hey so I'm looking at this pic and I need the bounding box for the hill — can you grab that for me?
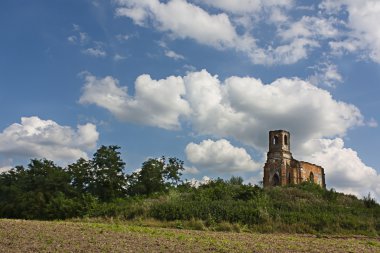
[0,150,379,236]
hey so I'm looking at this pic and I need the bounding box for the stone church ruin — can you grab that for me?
[263,130,326,188]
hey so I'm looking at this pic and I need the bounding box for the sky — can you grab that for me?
[1,0,380,200]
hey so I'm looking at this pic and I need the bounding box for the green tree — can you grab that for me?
[0,159,79,219]
[164,157,185,186]
[127,157,184,196]
[0,166,25,218]
[67,158,92,194]
[90,145,127,201]
[228,176,244,185]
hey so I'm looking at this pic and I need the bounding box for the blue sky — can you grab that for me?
[1,0,380,199]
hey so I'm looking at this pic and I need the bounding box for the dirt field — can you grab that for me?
[0,219,379,253]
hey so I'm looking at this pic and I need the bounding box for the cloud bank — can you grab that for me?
[185,139,260,173]
[80,70,363,150]
[0,117,99,165]
[79,69,380,199]
[114,0,380,65]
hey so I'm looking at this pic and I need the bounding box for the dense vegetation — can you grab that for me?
[0,146,379,235]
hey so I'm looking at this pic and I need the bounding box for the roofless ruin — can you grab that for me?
[263,130,326,188]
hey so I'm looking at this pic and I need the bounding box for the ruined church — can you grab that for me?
[263,130,326,188]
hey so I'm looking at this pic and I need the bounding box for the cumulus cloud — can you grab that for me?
[184,70,363,152]
[80,69,376,199]
[79,72,191,130]
[0,166,12,173]
[187,175,211,188]
[81,69,364,151]
[0,117,99,164]
[185,139,260,173]
[302,138,380,200]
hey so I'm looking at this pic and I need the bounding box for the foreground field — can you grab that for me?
[0,219,379,253]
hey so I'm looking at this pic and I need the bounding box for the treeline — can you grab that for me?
[0,146,184,220]
[0,145,379,235]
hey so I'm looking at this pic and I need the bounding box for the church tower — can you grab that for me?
[267,130,291,160]
[263,130,294,187]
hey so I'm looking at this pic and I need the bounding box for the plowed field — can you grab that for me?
[0,219,379,252]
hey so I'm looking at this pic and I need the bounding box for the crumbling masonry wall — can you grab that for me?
[299,161,326,188]
[263,130,326,189]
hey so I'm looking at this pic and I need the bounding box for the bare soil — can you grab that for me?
[0,219,379,252]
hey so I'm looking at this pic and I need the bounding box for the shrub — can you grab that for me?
[363,193,377,208]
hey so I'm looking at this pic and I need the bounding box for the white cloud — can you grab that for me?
[67,36,77,44]
[187,175,211,188]
[79,32,89,44]
[80,69,377,199]
[250,38,319,65]
[0,117,99,164]
[116,33,131,41]
[81,69,364,151]
[182,70,363,152]
[113,0,316,65]
[114,0,380,65]
[183,64,196,72]
[183,166,199,174]
[114,54,127,61]
[112,0,339,65]
[82,47,107,57]
[165,50,185,60]
[278,16,338,41]
[303,138,380,200]
[115,0,240,49]
[252,16,339,65]
[0,166,12,173]
[114,0,329,65]
[308,62,343,87]
[321,0,380,63]
[200,0,293,15]
[157,40,185,60]
[79,72,191,130]
[185,139,261,173]
[68,25,89,45]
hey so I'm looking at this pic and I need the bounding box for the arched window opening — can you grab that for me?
[273,136,279,145]
[284,135,288,145]
[309,172,314,183]
[273,173,280,186]
[288,172,291,185]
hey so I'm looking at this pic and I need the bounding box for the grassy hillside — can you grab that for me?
[1,158,379,236]
[81,181,380,236]
[2,151,378,236]
[1,219,379,253]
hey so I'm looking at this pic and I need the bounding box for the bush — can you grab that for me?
[363,193,377,208]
